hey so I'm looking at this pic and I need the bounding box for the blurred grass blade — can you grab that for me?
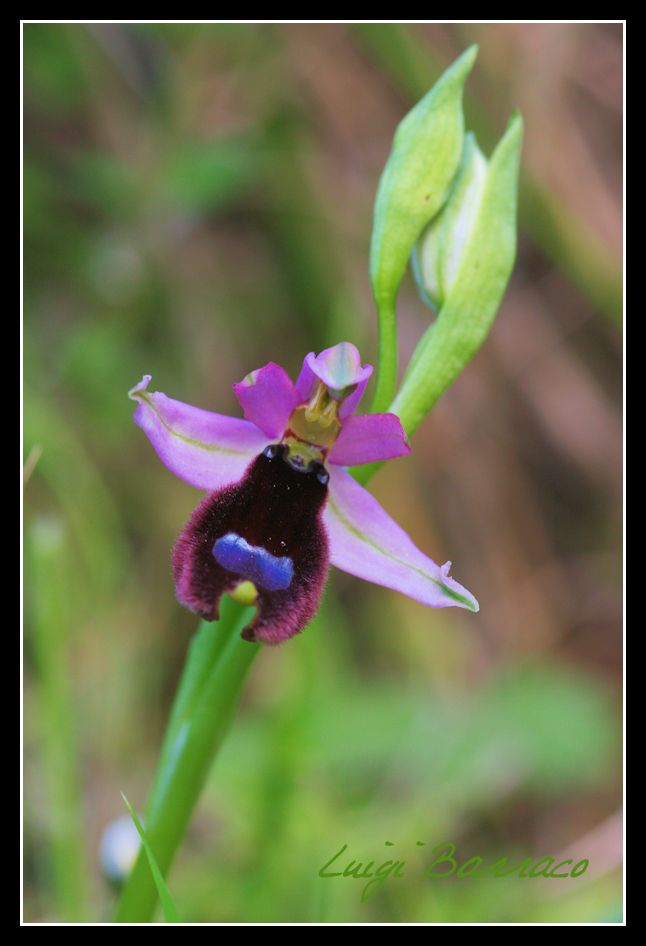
[26,517,90,921]
[121,794,181,923]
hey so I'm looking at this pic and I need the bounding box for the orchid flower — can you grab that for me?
[129,341,478,645]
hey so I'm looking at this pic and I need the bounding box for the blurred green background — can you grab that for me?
[23,23,623,923]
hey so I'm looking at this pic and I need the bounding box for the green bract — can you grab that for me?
[370,44,478,301]
[392,113,524,436]
[411,132,489,311]
[368,45,478,412]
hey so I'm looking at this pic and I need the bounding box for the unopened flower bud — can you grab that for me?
[370,45,478,307]
[411,132,488,311]
[100,814,141,886]
[393,113,523,436]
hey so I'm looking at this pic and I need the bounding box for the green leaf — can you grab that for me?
[121,794,181,923]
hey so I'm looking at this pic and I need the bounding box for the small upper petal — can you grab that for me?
[129,375,268,491]
[295,343,373,418]
[328,413,411,466]
[323,466,479,612]
[232,362,300,438]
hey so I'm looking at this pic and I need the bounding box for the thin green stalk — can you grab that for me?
[354,249,515,487]
[353,317,443,483]
[351,459,383,486]
[369,293,398,414]
[115,596,257,922]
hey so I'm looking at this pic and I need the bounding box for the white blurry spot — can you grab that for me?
[30,515,65,554]
[99,814,141,883]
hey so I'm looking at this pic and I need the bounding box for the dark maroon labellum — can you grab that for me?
[172,445,330,644]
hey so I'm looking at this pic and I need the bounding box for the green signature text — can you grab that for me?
[318,840,589,902]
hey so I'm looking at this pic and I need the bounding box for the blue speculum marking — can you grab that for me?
[212,532,294,592]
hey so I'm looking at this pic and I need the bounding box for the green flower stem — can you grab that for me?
[352,294,486,487]
[369,293,398,414]
[350,459,383,487]
[115,596,257,923]
[392,298,479,435]
[116,457,389,922]
[354,273,513,487]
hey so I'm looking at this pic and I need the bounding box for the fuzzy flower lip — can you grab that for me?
[130,342,478,641]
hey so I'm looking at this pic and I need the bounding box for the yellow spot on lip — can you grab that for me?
[230,580,259,606]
